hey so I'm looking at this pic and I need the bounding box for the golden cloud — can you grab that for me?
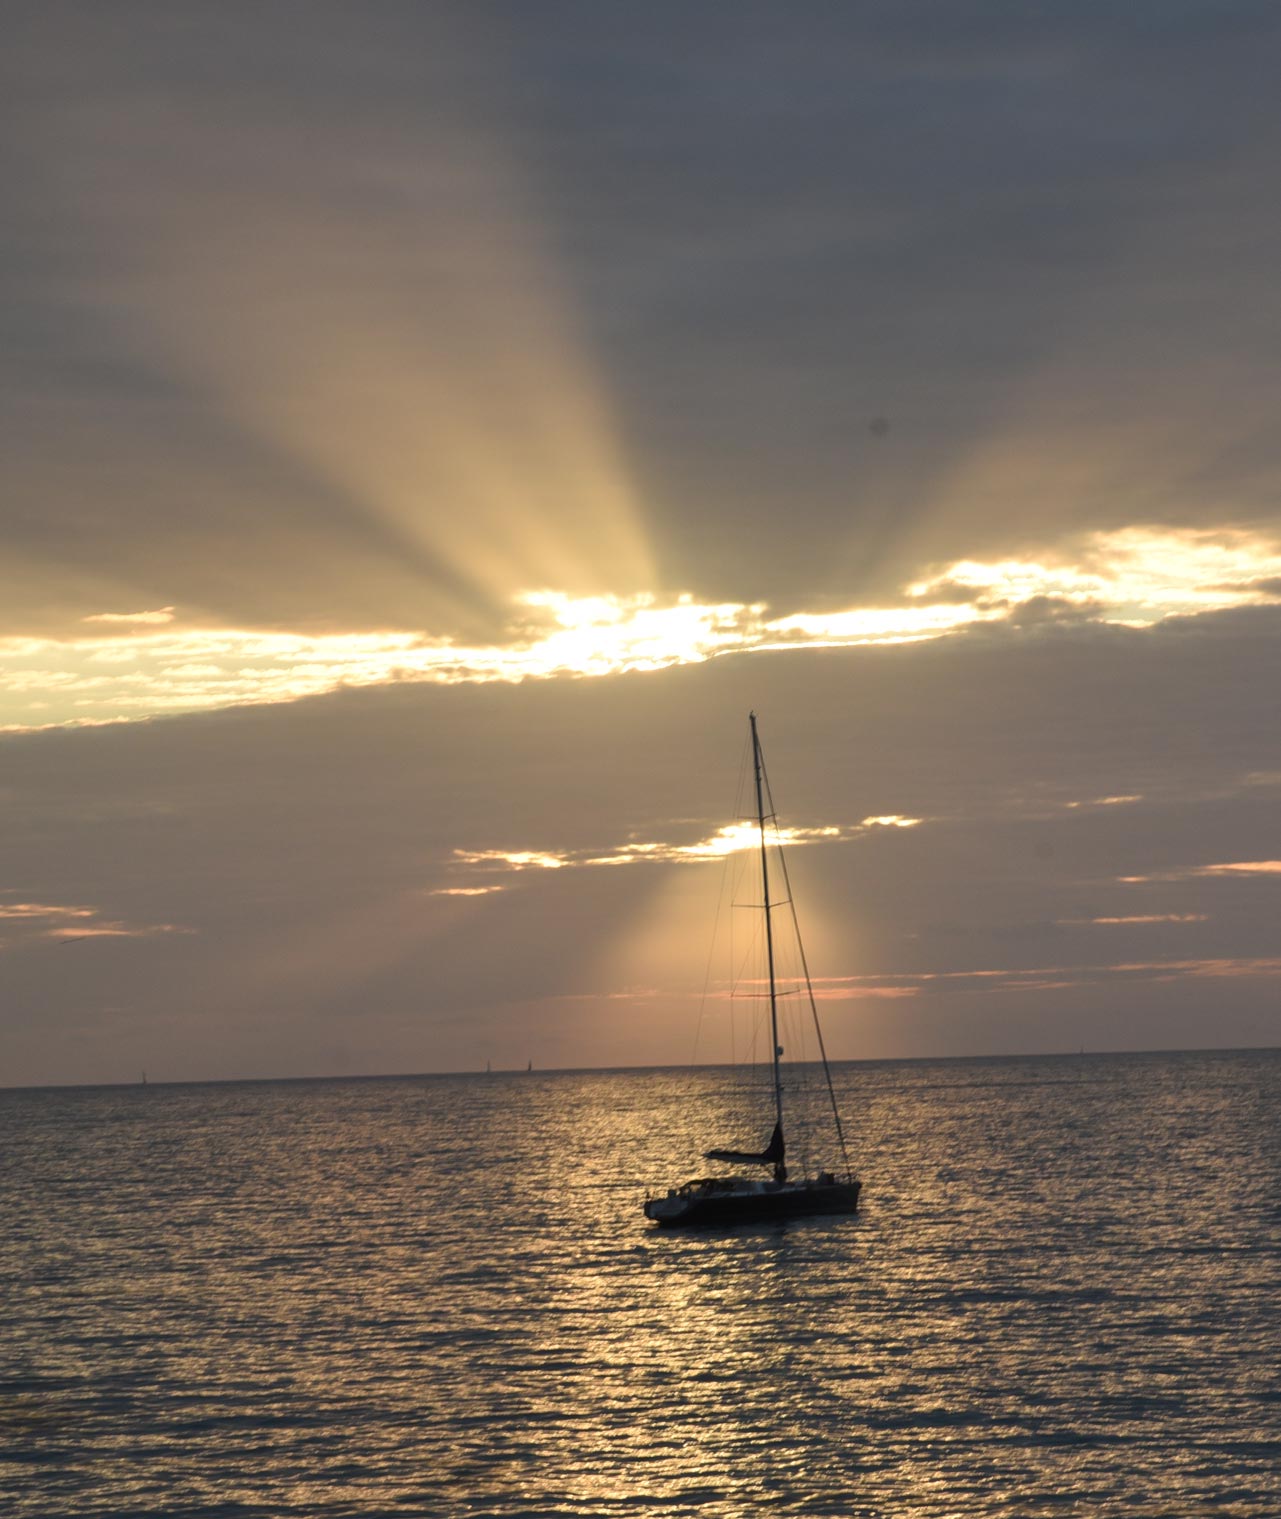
[0,898,191,946]
[448,814,922,881]
[7,526,1281,729]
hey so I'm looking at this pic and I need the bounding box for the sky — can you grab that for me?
[4,2,1281,1085]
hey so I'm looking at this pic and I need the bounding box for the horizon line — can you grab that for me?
[3,1042,1278,1094]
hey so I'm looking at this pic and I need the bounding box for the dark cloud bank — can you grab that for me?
[5,3,1281,630]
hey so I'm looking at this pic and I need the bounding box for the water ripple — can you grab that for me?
[2,1051,1278,1516]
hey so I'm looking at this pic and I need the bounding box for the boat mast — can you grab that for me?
[750,712,785,1155]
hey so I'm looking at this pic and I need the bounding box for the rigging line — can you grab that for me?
[693,726,753,1068]
[726,864,761,1019]
[750,713,784,1143]
[727,835,766,992]
[727,729,752,1069]
[691,840,735,1068]
[759,740,855,1183]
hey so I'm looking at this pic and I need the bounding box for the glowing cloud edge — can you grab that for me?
[6,526,1281,731]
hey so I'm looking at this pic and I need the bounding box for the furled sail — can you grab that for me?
[704,1121,785,1169]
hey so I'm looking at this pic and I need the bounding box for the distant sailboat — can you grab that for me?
[526,1059,533,1073]
[644,713,861,1227]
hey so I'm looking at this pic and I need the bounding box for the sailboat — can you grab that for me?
[644,713,861,1227]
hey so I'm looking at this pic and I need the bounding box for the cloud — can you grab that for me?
[8,4,1281,656]
[1119,860,1281,883]
[0,902,97,922]
[449,814,922,880]
[1194,861,1281,875]
[804,956,1281,999]
[0,898,191,946]
[1057,914,1209,926]
[909,527,1281,626]
[452,850,567,872]
[8,527,1281,730]
[83,608,176,625]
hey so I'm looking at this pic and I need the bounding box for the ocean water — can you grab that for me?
[2,1050,1278,1518]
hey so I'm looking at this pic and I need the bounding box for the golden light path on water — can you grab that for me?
[6,1057,1278,1516]
[4,527,1281,730]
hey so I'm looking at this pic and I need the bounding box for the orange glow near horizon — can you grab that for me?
[580,830,857,1068]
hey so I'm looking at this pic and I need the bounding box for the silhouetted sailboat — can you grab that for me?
[644,713,861,1227]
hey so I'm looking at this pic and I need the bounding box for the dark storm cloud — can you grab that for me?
[497,2,1281,596]
[5,2,1281,632]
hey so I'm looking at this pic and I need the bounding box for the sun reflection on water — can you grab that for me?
[2,1054,1277,1515]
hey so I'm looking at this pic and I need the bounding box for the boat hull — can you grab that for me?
[644,1177,860,1228]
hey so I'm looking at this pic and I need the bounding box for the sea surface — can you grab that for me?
[2,1050,1278,1518]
